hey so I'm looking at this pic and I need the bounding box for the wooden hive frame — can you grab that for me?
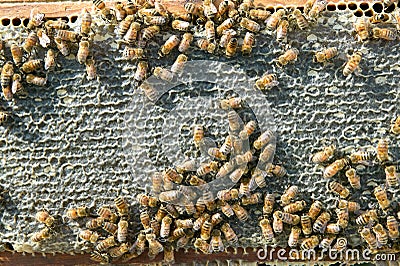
[0,0,394,265]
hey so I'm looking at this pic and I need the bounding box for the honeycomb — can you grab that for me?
[0,0,399,262]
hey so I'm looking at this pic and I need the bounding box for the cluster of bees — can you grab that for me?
[308,136,400,252]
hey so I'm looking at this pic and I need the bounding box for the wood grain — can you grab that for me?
[0,0,371,19]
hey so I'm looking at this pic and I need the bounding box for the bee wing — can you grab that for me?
[30,8,45,26]
[39,33,51,48]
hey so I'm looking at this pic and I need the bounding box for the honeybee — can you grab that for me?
[216,160,235,179]
[374,186,390,211]
[205,21,216,42]
[217,188,239,202]
[390,116,400,134]
[20,59,42,74]
[117,219,128,242]
[144,16,167,26]
[349,150,375,164]
[124,22,141,45]
[356,209,378,225]
[240,18,260,33]
[114,2,127,21]
[200,219,213,240]
[232,203,249,222]
[165,168,184,184]
[369,13,390,24]
[153,66,174,82]
[160,215,172,240]
[323,158,349,178]
[203,0,218,19]
[276,19,289,42]
[238,121,256,140]
[36,210,55,227]
[220,222,238,245]
[134,61,148,82]
[98,206,118,222]
[345,168,361,189]
[86,217,104,229]
[319,235,336,249]
[353,18,370,42]
[373,223,388,247]
[168,54,187,76]
[96,236,117,252]
[225,37,238,57]
[56,30,78,43]
[137,193,158,207]
[11,74,24,95]
[308,201,323,220]
[193,124,204,147]
[128,232,146,256]
[385,165,399,187]
[211,230,224,252]
[242,192,262,206]
[123,47,144,61]
[147,233,164,258]
[255,73,278,91]
[176,230,194,249]
[260,218,274,243]
[80,8,92,36]
[261,193,274,216]
[383,0,397,6]
[90,252,110,263]
[308,0,327,20]
[376,139,390,163]
[272,211,283,233]
[45,19,69,31]
[215,0,231,22]
[177,32,193,53]
[155,207,168,222]
[118,16,134,36]
[85,59,97,81]
[238,0,254,14]
[159,35,180,57]
[31,228,51,242]
[240,32,255,55]
[266,9,285,31]
[194,238,212,254]
[109,243,129,258]
[197,161,218,176]
[395,9,400,31]
[115,197,129,217]
[281,185,298,206]
[347,201,360,213]
[288,226,301,247]
[141,25,160,41]
[343,50,362,76]
[360,227,378,250]
[329,181,349,198]
[249,9,270,21]
[277,48,299,68]
[154,0,169,17]
[79,230,99,243]
[1,62,13,100]
[216,18,235,36]
[92,0,114,22]
[66,206,89,219]
[336,204,349,229]
[27,7,45,30]
[283,200,306,214]
[172,20,191,31]
[0,111,8,124]
[291,9,308,30]
[193,213,210,231]
[103,221,118,234]
[140,210,150,229]
[387,216,399,240]
[254,130,275,150]
[325,223,341,234]
[310,145,335,163]
[219,135,233,155]
[314,47,338,64]
[276,211,300,225]
[54,37,70,56]
[43,49,57,71]
[10,44,22,66]
[219,200,234,218]
[301,215,312,235]
[300,235,319,250]
[207,147,226,161]
[184,3,200,15]
[197,39,216,53]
